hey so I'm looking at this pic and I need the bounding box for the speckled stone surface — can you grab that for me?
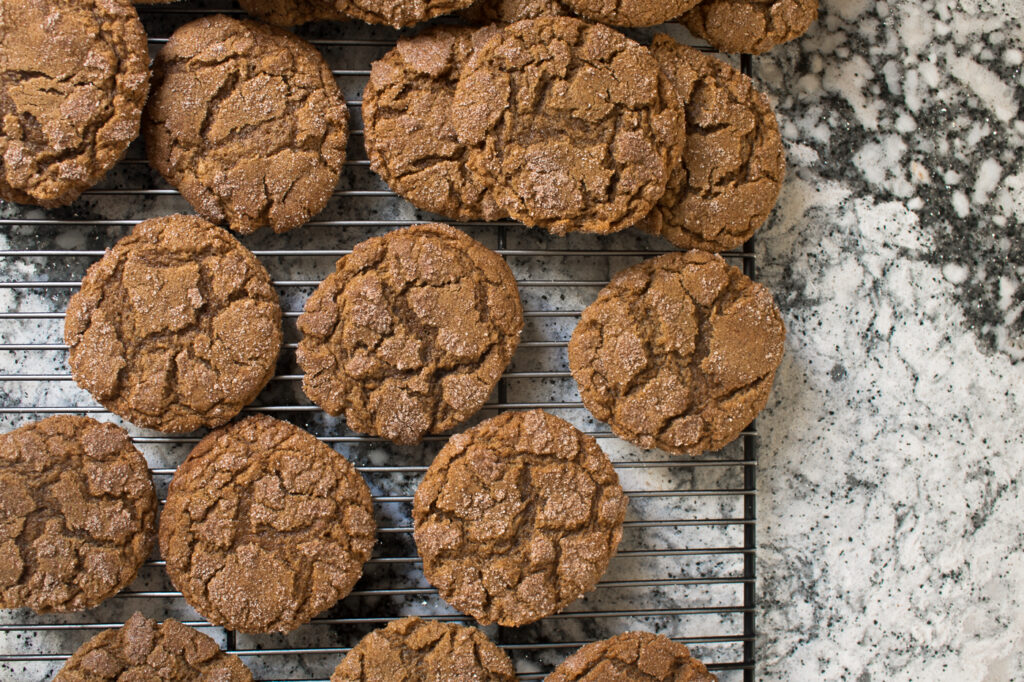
[1,0,1022,680]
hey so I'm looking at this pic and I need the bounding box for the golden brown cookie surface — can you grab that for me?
[65,214,283,433]
[0,0,149,207]
[413,410,627,626]
[237,0,347,25]
[681,0,818,54]
[297,224,523,445]
[341,0,476,28]
[547,631,717,681]
[160,415,377,634]
[562,0,700,27]
[569,251,785,455]
[144,15,349,235]
[0,416,156,613]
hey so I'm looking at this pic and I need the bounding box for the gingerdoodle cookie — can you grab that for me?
[569,251,785,455]
[363,26,506,222]
[561,0,700,28]
[680,0,818,54]
[160,415,377,634]
[237,0,347,24]
[144,15,349,235]
[297,224,523,446]
[547,631,717,682]
[0,416,156,613]
[0,0,148,208]
[452,18,681,235]
[54,612,253,682]
[330,616,515,681]
[461,0,568,24]
[639,34,785,252]
[65,214,283,434]
[341,0,476,28]
[413,410,628,627]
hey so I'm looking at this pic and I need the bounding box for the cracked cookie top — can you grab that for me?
[461,0,568,25]
[330,616,515,681]
[54,612,253,682]
[363,26,506,222]
[339,0,476,29]
[159,415,377,634]
[639,34,785,252]
[0,416,156,613]
[452,17,681,235]
[237,0,348,25]
[569,251,785,455]
[680,0,818,54]
[144,15,349,235]
[547,631,717,682]
[0,0,149,207]
[64,214,283,434]
[412,410,627,627]
[561,0,700,28]
[297,223,523,445]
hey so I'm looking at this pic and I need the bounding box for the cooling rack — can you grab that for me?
[0,2,758,680]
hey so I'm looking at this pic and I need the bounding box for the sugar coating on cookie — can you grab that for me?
[681,0,818,54]
[453,17,682,235]
[569,251,785,455]
[562,0,700,28]
[297,223,523,445]
[363,26,506,221]
[54,612,253,682]
[0,0,149,207]
[0,416,156,613]
[144,14,349,234]
[461,0,568,24]
[413,409,628,626]
[547,631,717,681]
[237,0,347,25]
[640,34,785,252]
[65,214,283,433]
[341,0,476,28]
[331,616,515,681]
[160,415,377,634]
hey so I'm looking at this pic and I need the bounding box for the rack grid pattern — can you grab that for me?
[0,3,758,680]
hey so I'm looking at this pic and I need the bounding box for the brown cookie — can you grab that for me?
[681,0,818,54]
[0,416,156,613]
[238,0,347,25]
[561,0,700,27]
[54,612,253,682]
[330,616,516,681]
[547,631,717,681]
[569,251,785,455]
[363,26,506,222]
[639,34,785,252]
[413,410,628,627]
[144,15,349,235]
[453,18,681,235]
[461,0,568,24]
[297,223,523,446]
[159,415,377,634]
[340,0,476,28]
[0,0,148,208]
[64,214,283,434]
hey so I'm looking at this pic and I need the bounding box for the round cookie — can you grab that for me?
[461,0,568,24]
[452,17,681,235]
[54,612,253,682]
[238,0,347,25]
[363,26,506,222]
[680,0,818,54]
[568,251,785,455]
[561,0,700,28]
[547,631,717,682]
[413,409,628,627]
[340,0,476,28]
[144,15,349,235]
[330,616,515,681]
[64,214,283,434]
[159,415,377,634]
[639,34,785,252]
[0,0,149,208]
[0,416,156,613]
[297,223,523,446]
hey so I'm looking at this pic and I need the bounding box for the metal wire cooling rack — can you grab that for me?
[0,3,758,680]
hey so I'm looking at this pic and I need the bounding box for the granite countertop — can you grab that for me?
[754,0,1024,677]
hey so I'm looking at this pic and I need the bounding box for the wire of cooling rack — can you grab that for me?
[0,5,758,681]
